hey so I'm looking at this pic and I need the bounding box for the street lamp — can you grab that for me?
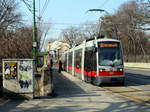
[87,9,109,15]
[88,9,121,40]
[88,9,105,13]
[87,9,109,37]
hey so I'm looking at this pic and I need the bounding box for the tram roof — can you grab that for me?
[97,38,120,42]
[65,37,120,53]
[85,36,120,42]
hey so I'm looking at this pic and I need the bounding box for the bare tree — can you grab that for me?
[80,21,98,39]
[38,23,52,51]
[61,26,80,48]
[0,0,22,30]
[0,27,32,59]
[61,22,97,48]
[135,0,150,31]
[100,0,149,62]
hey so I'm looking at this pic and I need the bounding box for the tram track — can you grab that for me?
[101,80,150,107]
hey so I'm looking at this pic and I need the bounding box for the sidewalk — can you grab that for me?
[53,69,87,98]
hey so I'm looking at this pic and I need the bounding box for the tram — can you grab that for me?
[63,37,125,86]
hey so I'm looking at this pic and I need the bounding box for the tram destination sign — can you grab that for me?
[99,43,118,47]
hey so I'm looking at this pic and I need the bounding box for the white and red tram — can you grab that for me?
[63,37,125,85]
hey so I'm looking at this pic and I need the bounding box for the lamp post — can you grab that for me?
[33,0,36,55]
[33,0,37,70]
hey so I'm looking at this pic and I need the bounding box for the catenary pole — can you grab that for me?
[33,0,36,56]
[33,0,37,67]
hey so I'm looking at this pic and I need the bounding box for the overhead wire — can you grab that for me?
[39,22,97,25]
[21,0,32,14]
[40,0,48,15]
[20,0,34,24]
[21,0,52,50]
[98,0,111,9]
[39,0,51,50]
[41,0,51,17]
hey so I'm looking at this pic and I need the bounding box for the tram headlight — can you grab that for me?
[118,68,123,72]
[100,69,105,72]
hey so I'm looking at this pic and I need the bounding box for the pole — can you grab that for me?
[38,0,41,51]
[33,0,36,57]
[33,0,37,68]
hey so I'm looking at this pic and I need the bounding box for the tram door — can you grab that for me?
[84,47,97,83]
[84,47,93,83]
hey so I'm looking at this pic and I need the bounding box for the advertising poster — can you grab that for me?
[3,61,19,93]
[4,62,18,80]
[18,60,33,93]
[3,59,34,94]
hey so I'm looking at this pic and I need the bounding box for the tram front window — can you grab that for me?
[98,42,123,66]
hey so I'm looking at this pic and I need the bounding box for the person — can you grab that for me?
[50,58,53,68]
[46,53,53,71]
[58,60,62,73]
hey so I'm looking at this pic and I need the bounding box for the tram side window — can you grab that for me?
[68,52,72,67]
[64,54,67,66]
[84,47,97,71]
[63,54,67,70]
[75,49,82,69]
[85,48,92,70]
[92,50,97,70]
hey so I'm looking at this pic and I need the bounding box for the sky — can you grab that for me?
[19,0,131,39]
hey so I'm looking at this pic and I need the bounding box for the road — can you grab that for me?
[0,69,149,112]
[125,68,150,93]
[102,68,150,107]
[125,68,150,85]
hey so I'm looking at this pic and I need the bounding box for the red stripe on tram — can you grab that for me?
[68,65,72,70]
[99,71,123,76]
[84,70,97,77]
[74,67,82,73]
